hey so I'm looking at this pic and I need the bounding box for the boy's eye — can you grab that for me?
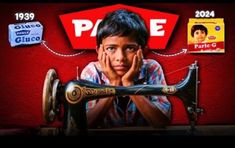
[106,47,116,52]
[126,47,137,52]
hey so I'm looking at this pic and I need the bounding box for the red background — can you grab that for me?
[0,3,235,128]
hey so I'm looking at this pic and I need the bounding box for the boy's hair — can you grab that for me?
[191,24,208,37]
[96,9,149,49]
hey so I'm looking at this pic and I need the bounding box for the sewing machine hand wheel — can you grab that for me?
[42,69,60,122]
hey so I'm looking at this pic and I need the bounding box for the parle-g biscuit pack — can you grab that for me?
[187,18,224,53]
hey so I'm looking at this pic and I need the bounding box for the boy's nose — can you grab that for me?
[115,49,126,62]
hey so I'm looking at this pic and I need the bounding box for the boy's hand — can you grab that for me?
[122,48,143,86]
[98,45,121,86]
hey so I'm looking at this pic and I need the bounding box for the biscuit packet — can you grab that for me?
[187,18,224,53]
[8,21,43,47]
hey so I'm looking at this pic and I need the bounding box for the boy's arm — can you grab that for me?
[122,50,171,128]
[129,95,170,128]
[86,81,121,128]
[84,45,123,128]
[80,60,122,128]
[86,97,114,128]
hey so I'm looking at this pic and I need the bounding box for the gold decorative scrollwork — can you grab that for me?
[82,87,116,99]
[65,84,116,104]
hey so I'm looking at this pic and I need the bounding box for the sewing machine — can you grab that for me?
[42,61,203,135]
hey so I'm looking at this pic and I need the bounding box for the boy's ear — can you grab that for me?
[142,46,149,56]
[96,46,99,54]
[96,44,104,54]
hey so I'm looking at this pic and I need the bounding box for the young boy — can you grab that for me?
[80,9,171,128]
[191,24,208,43]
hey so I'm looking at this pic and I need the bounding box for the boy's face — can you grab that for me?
[194,30,207,43]
[101,36,139,77]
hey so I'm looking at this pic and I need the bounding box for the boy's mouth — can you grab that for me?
[113,65,128,71]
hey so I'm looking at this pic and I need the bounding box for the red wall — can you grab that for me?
[0,3,235,128]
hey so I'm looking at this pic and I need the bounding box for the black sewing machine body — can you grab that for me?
[42,61,203,135]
